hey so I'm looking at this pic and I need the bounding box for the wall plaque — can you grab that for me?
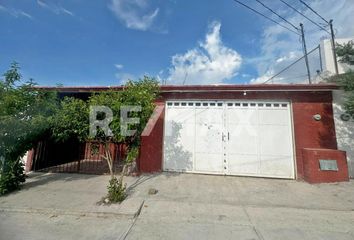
[319,159,338,171]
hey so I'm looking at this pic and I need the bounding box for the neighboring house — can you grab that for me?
[320,38,354,74]
[320,37,354,178]
[36,84,350,183]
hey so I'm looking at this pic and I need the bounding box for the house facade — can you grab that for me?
[138,84,349,183]
[41,83,350,183]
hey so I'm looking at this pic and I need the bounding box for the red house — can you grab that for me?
[33,83,350,184]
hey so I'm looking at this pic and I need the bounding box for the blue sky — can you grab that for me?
[0,0,353,86]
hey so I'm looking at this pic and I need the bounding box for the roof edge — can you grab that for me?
[34,83,339,93]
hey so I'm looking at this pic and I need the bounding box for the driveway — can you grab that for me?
[1,172,354,239]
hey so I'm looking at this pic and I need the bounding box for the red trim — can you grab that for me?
[34,84,339,93]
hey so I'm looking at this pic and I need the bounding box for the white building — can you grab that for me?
[321,37,354,178]
[320,38,354,74]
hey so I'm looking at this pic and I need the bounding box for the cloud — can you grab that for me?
[113,63,136,85]
[109,0,159,31]
[115,72,136,85]
[165,21,242,85]
[37,0,74,16]
[0,4,33,19]
[115,64,124,70]
[251,0,354,84]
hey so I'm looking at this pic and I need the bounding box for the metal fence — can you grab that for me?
[263,45,324,84]
[28,140,126,175]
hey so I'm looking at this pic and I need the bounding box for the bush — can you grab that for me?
[107,177,126,203]
[329,72,354,116]
[0,158,26,195]
[0,62,58,195]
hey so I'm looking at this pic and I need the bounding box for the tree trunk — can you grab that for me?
[103,142,114,179]
[119,164,127,183]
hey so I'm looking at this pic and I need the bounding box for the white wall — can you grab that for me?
[332,90,354,178]
[320,38,354,74]
[321,38,354,178]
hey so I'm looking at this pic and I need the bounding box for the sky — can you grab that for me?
[0,0,353,86]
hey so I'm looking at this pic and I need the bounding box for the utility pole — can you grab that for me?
[300,23,311,84]
[318,44,323,72]
[329,19,339,75]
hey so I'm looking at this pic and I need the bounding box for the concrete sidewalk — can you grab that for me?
[127,199,354,240]
[0,172,144,217]
[127,173,354,211]
[1,172,354,239]
[124,173,354,239]
[0,172,144,240]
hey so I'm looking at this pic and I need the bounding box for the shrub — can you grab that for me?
[0,157,26,195]
[107,177,126,203]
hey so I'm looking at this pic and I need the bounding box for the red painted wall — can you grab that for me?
[302,148,348,183]
[139,90,339,180]
[292,101,337,179]
[138,104,165,173]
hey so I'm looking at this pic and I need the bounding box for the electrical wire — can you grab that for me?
[232,0,300,36]
[262,45,320,84]
[299,0,329,24]
[255,0,299,31]
[269,74,309,83]
[279,0,330,34]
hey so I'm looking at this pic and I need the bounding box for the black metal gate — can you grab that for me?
[30,139,125,175]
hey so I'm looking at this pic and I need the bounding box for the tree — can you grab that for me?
[51,97,89,143]
[336,41,354,65]
[0,62,58,195]
[51,76,159,202]
[89,77,159,202]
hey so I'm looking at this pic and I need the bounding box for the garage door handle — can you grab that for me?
[222,133,230,141]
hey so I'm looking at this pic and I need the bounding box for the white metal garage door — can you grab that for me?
[163,100,295,179]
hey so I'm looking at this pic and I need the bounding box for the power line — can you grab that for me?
[182,71,188,85]
[279,0,330,34]
[232,0,300,36]
[262,45,319,84]
[269,74,309,83]
[299,0,329,24]
[255,0,299,31]
[299,0,338,75]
